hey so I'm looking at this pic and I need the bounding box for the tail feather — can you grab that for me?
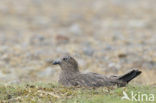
[118,70,142,83]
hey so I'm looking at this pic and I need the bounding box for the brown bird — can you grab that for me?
[52,56,141,87]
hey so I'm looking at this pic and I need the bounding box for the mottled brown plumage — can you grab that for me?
[53,56,141,87]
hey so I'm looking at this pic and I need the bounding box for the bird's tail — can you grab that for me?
[118,69,142,83]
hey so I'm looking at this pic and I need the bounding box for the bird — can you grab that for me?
[52,56,142,87]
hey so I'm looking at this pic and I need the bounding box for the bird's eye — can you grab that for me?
[63,57,67,61]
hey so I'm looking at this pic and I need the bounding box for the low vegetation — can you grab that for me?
[0,82,155,103]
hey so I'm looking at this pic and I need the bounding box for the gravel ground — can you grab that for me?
[0,0,156,85]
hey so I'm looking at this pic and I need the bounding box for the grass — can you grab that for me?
[0,82,155,103]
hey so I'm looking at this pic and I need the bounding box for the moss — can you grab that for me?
[0,83,155,103]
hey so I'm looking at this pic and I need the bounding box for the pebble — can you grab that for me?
[69,24,82,35]
[38,67,56,77]
[55,35,69,44]
[83,47,94,56]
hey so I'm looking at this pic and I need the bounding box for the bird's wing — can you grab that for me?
[73,72,115,87]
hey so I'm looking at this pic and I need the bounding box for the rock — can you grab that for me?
[142,60,156,69]
[1,54,10,63]
[118,53,127,58]
[104,45,113,51]
[0,71,6,78]
[25,52,40,60]
[69,24,82,35]
[29,34,50,46]
[83,47,94,56]
[55,35,69,44]
[108,62,121,71]
[38,67,56,77]
[128,20,146,28]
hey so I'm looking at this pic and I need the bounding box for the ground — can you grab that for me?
[0,82,155,103]
[0,0,156,102]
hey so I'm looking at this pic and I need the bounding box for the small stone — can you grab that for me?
[7,94,12,99]
[69,24,82,35]
[108,63,121,70]
[104,45,113,51]
[83,47,94,56]
[1,54,10,63]
[55,35,69,44]
[118,53,127,58]
[38,67,56,77]
[29,34,45,45]
[142,60,156,69]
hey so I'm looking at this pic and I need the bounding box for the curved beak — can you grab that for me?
[53,59,61,65]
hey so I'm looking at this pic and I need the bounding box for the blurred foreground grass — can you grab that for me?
[0,82,155,103]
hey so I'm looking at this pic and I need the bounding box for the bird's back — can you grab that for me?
[66,72,117,87]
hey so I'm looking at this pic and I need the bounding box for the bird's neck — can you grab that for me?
[59,70,79,80]
[62,69,79,76]
[58,70,80,86]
